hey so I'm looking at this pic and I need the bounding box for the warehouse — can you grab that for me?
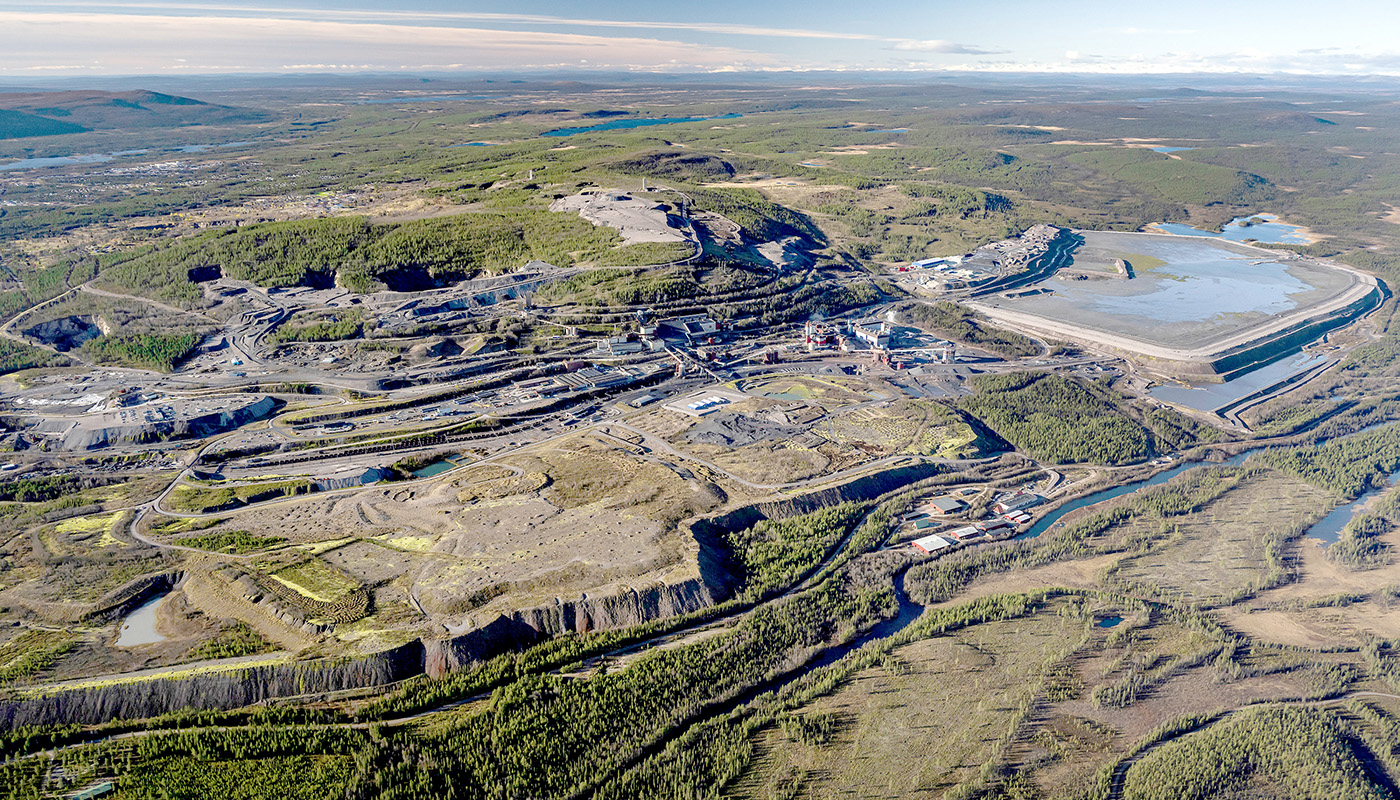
[912,534,955,555]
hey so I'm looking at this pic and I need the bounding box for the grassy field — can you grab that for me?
[1107,470,1335,606]
[165,479,316,513]
[731,608,1087,799]
[821,399,981,458]
[269,559,360,603]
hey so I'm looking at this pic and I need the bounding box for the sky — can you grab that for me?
[3,0,1400,77]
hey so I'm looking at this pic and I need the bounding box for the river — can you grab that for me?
[1302,469,1400,544]
[1017,451,1257,540]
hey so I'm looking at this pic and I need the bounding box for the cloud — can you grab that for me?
[1,3,885,41]
[0,11,777,74]
[892,39,1004,55]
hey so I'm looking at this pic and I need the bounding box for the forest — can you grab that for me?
[960,372,1153,464]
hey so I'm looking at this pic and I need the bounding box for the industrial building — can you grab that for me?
[852,320,892,349]
[659,314,719,338]
[928,496,967,515]
[912,534,955,554]
[992,491,1044,515]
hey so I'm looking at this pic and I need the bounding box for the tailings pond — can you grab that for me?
[978,230,1359,351]
[1148,352,1328,412]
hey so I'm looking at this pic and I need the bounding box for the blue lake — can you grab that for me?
[1154,214,1311,244]
[174,141,250,153]
[0,152,125,171]
[363,95,491,104]
[1097,616,1124,628]
[448,142,494,148]
[868,128,909,133]
[1150,146,1196,153]
[0,143,249,171]
[542,113,742,137]
[1149,352,1327,412]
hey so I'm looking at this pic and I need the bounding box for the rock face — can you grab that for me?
[0,641,425,729]
[22,315,104,351]
[61,395,277,450]
[422,576,719,677]
[0,464,948,729]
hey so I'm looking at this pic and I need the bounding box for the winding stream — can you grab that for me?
[1017,451,1256,540]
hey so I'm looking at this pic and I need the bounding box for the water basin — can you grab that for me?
[1149,352,1327,412]
[1097,616,1124,628]
[412,457,465,478]
[116,592,169,647]
[542,113,742,137]
[1153,214,1311,244]
[1150,146,1196,153]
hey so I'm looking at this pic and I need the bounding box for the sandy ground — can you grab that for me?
[549,190,689,245]
[1219,525,1400,647]
[928,554,1120,611]
[1383,203,1400,225]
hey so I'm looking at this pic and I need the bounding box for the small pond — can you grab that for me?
[115,592,169,647]
[1148,352,1327,413]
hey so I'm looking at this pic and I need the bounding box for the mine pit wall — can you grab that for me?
[422,576,720,677]
[0,463,946,729]
[14,572,178,627]
[61,395,278,451]
[426,462,946,675]
[0,641,427,729]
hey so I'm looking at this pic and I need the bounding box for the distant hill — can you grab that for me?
[0,108,89,140]
[0,90,270,136]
